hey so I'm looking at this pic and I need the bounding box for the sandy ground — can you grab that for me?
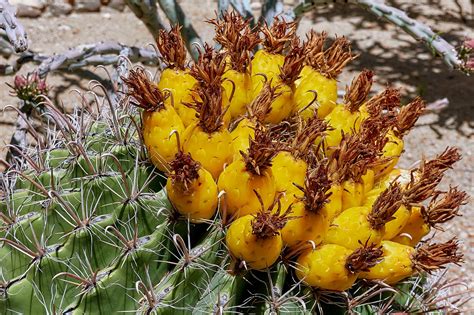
[1,0,473,310]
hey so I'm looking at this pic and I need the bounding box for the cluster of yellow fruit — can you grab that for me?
[124,12,465,292]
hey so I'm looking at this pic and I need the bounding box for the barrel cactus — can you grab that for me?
[0,11,467,314]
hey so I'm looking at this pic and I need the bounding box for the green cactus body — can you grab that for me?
[139,228,224,314]
[67,223,172,314]
[192,263,244,315]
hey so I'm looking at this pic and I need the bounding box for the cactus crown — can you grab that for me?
[329,129,381,183]
[241,125,278,175]
[168,151,200,193]
[295,161,332,213]
[344,69,374,112]
[208,11,260,73]
[251,192,293,239]
[290,114,328,160]
[303,30,327,62]
[157,25,187,70]
[412,238,463,273]
[358,109,395,153]
[279,37,305,85]
[0,9,467,314]
[188,45,227,133]
[393,97,426,137]
[345,243,384,274]
[307,37,356,79]
[246,80,280,122]
[122,68,167,112]
[403,147,461,206]
[368,183,403,230]
[190,44,226,86]
[422,186,467,227]
[260,17,297,54]
[365,87,401,116]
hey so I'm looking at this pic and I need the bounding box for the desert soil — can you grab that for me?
[1,0,473,310]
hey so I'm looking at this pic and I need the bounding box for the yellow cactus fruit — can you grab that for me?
[296,243,383,291]
[325,183,403,249]
[272,113,328,210]
[251,17,296,94]
[182,46,233,180]
[327,118,390,212]
[383,204,410,240]
[218,126,277,218]
[324,70,374,149]
[166,146,218,222]
[226,194,293,270]
[391,207,426,247]
[281,162,332,248]
[265,38,305,124]
[230,81,278,160]
[365,148,462,241]
[373,97,426,178]
[325,185,344,222]
[393,187,467,246]
[208,11,261,119]
[360,239,462,284]
[156,25,198,127]
[295,36,356,119]
[123,68,184,172]
[294,30,326,88]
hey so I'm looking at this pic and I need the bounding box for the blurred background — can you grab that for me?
[0,0,473,308]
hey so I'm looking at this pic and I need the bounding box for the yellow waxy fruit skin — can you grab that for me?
[230,118,255,161]
[359,241,415,284]
[251,50,285,94]
[363,187,385,208]
[158,68,198,127]
[342,180,364,210]
[271,152,307,209]
[272,151,308,191]
[296,244,356,291]
[373,131,404,178]
[226,215,283,270]
[223,70,252,119]
[182,124,233,180]
[326,185,343,222]
[166,169,218,222]
[218,159,276,218]
[383,205,410,240]
[392,207,429,247]
[361,170,375,195]
[294,65,312,87]
[281,202,329,248]
[142,107,185,172]
[264,84,295,124]
[325,206,384,250]
[324,105,362,150]
[294,68,337,119]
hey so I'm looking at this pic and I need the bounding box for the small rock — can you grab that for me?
[58,24,72,32]
[75,0,101,12]
[10,0,46,17]
[49,0,73,16]
[107,0,125,11]
[101,12,111,19]
[15,5,42,17]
